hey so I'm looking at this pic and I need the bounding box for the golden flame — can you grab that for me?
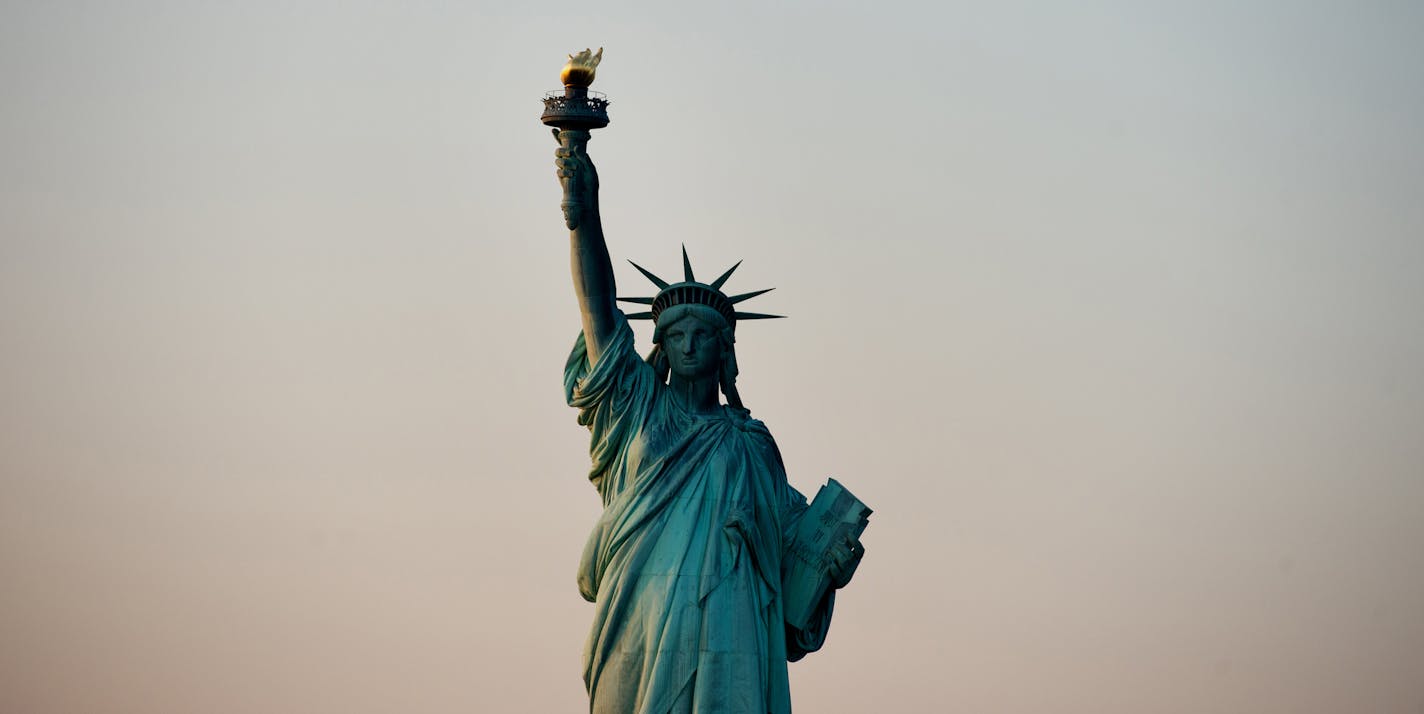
[560,47,603,87]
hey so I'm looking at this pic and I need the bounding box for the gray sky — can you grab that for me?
[2,1,1422,712]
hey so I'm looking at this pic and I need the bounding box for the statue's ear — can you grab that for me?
[721,346,739,381]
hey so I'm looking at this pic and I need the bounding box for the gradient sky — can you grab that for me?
[3,1,1422,712]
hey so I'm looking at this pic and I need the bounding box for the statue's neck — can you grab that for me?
[667,373,720,414]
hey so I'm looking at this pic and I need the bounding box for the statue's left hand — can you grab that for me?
[827,534,865,589]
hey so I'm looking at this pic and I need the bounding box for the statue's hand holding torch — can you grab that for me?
[553,133,599,229]
[541,48,608,231]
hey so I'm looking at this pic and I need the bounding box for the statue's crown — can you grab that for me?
[618,246,782,329]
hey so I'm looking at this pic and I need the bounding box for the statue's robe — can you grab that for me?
[565,315,835,714]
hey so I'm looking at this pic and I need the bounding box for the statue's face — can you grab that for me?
[662,315,722,381]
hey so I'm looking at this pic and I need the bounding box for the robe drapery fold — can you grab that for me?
[565,314,835,714]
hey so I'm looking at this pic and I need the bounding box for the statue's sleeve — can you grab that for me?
[563,312,656,496]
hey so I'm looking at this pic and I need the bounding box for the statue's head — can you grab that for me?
[653,304,732,382]
[622,247,782,411]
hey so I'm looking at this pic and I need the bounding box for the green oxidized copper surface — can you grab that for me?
[545,49,867,714]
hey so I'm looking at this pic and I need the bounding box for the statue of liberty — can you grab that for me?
[548,49,867,714]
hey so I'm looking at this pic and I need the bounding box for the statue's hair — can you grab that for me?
[646,304,745,411]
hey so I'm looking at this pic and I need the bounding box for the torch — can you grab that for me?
[542,48,609,230]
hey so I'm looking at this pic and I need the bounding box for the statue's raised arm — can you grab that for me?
[554,136,617,363]
[544,47,617,363]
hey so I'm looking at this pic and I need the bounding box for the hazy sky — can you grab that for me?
[2,1,1422,712]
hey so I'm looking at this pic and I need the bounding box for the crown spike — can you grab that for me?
[728,287,775,304]
[627,260,669,289]
[734,312,786,320]
[625,311,655,320]
[616,296,656,304]
[681,245,695,282]
[710,260,742,290]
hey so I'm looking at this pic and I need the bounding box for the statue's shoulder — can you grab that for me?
[723,405,773,438]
